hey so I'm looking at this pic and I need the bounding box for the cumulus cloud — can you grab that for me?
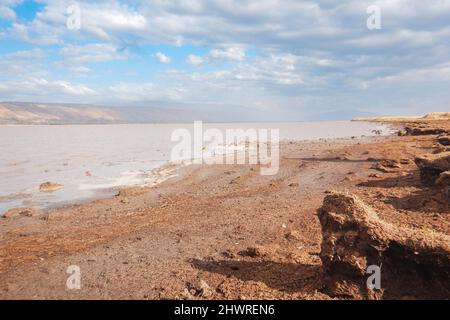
[11,22,62,45]
[186,54,205,66]
[209,53,304,86]
[186,47,246,66]
[0,49,47,78]
[0,77,97,99]
[58,43,127,66]
[154,52,171,64]
[0,5,16,20]
[209,47,246,61]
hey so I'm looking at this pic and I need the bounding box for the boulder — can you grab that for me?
[414,152,450,186]
[3,207,40,219]
[317,192,450,299]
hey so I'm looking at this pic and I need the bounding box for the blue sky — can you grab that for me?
[0,0,449,119]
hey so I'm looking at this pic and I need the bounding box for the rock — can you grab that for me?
[187,279,213,299]
[317,192,450,299]
[436,171,450,198]
[370,162,391,173]
[3,207,40,219]
[414,152,450,186]
[39,182,63,193]
[85,171,92,177]
[405,126,447,136]
[436,171,450,187]
[120,197,130,204]
[371,130,382,135]
[380,159,401,168]
[285,230,302,242]
[198,280,213,298]
[180,288,194,300]
[240,246,267,257]
[221,249,235,259]
[437,135,450,146]
[288,182,299,187]
[370,159,401,173]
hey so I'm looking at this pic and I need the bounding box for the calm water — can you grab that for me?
[0,121,391,214]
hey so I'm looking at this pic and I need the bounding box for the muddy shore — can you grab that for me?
[0,120,449,300]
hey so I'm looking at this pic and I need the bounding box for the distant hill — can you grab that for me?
[353,112,450,122]
[0,102,209,124]
[0,102,386,124]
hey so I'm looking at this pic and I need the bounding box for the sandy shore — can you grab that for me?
[0,121,449,300]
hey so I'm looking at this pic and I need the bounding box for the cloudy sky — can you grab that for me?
[0,0,449,119]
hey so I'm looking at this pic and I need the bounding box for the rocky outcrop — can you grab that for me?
[414,152,450,186]
[438,135,450,146]
[436,171,450,199]
[405,126,447,136]
[3,208,41,219]
[437,171,450,187]
[317,192,450,299]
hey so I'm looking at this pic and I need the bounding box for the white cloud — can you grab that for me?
[11,22,61,45]
[208,47,246,61]
[0,49,47,77]
[0,5,15,20]
[233,54,304,85]
[108,83,186,101]
[0,77,97,98]
[154,52,171,64]
[39,1,146,40]
[186,54,205,66]
[59,43,126,66]
[186,47,246,66]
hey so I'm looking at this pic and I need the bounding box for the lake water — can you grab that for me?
[0,121,392,214]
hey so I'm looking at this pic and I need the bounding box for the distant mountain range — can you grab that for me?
[0,102,382,124]
[0,102,208,124]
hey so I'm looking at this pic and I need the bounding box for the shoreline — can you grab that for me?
[0,120,448,299]
[0,121,394,215]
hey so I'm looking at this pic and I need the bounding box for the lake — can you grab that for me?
[0,121,392,214]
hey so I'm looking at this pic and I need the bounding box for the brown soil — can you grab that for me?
[0,121,449,300]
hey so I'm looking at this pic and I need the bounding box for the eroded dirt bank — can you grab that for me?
[0,122,449,299]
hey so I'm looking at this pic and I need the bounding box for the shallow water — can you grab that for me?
[0,121,392,214]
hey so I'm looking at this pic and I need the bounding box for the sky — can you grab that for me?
[0,0,449,119]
